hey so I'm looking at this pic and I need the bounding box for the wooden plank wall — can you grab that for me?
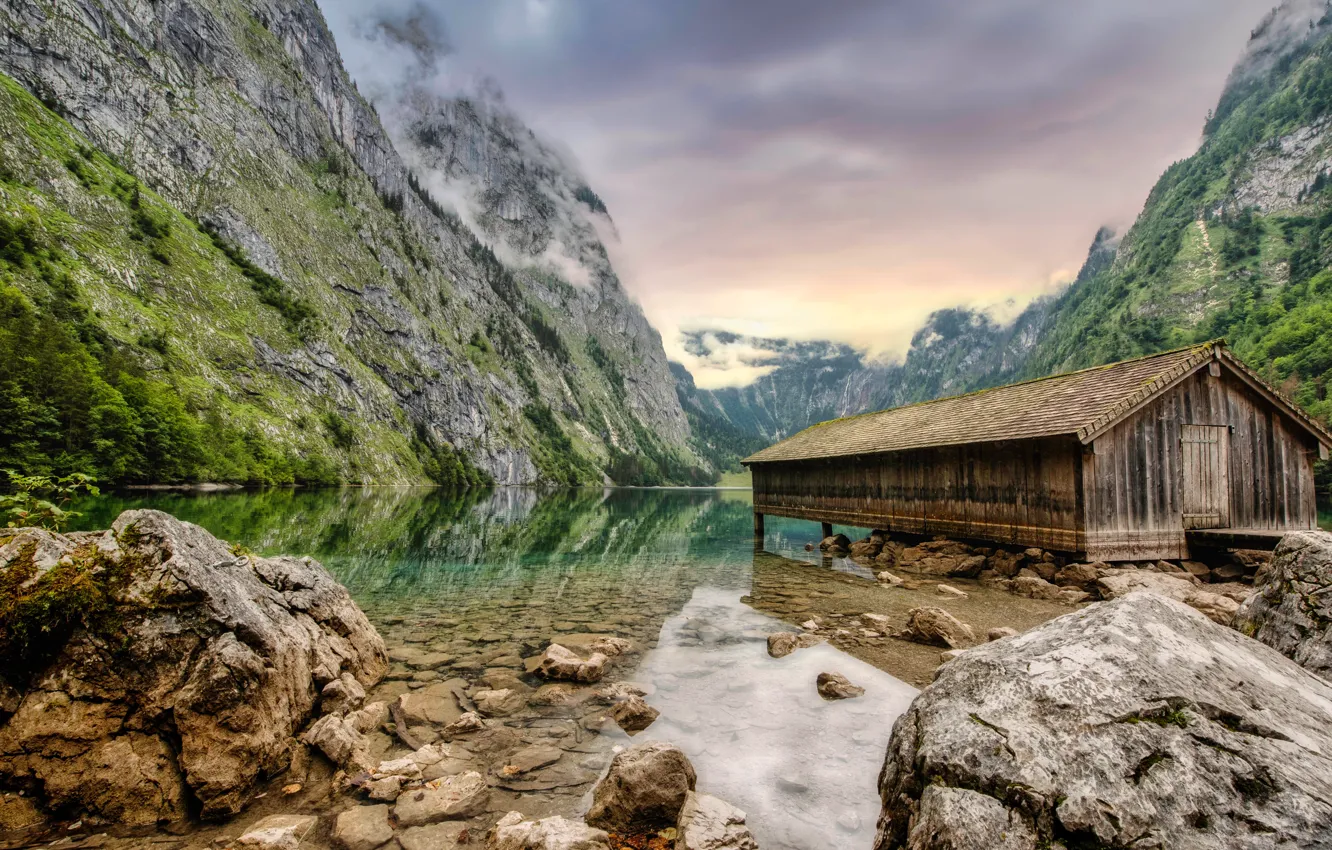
[751,436,1084,553]
[1083,368,1320,561]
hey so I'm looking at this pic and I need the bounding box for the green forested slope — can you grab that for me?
[1017,16,1332,427]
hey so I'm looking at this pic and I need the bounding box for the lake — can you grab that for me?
[65,487,1329,849]
[70,486,925,849]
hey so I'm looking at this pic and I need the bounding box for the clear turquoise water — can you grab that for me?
[68,487,902,850]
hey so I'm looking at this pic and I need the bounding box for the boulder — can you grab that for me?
[393,771,489,826]
[676,792,759,850]
[332,804,394,850]
[321,672,367,715]
[899,541,987,578]
[1009,575,1061,600]
[1234,530,1332,681]
[816,672,865,700]
[473,687,527,717]
[491,812,610,850]
[610,694,660,734]
[819,534,852,552]
[303,714,375,773]
[1180,560,1212,581]
[766,632,822,658]
[850,537,885,559]
[1053,562,1099,589]
[586,742,697,833]
[0,512,387,825]
[1096,570,1240,624]
[896,607,975,648]
[237,814,319,850]
[536,644,610,683]
[875,541,906,567]
[872,593,1332,850]
[985,550,1025,578]
[394,679,467,727]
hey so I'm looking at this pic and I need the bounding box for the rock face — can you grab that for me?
[0,511,387,825]
[873,593,1332,849]
[585,742,697,833]
[1235,530,1332,681]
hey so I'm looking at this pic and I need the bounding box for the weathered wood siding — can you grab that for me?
[751,437,1084,552]
[1083,368,1320,561]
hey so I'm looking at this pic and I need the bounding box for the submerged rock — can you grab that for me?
[393,771,489,826]
[816,672,865,700]
[895,606,975,648]
[535,643,610,682]
[237,814,319,850]
[0,511,387,826]
[586,741,697,833]
[873,593,1332,849]
[676,791,759,850]
[1234,530,1332,681]
[332,804,394,850]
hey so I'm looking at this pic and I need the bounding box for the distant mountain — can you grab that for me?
[690,0,1332,496]
[0,0,705,486]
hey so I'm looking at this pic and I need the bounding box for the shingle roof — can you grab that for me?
[743,341,1309,464]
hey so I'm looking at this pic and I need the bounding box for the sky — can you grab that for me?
[321,0,1281,387]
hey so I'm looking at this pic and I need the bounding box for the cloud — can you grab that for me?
[319,0,1280,385]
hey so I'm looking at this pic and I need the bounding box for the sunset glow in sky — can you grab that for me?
[325,0,1277,387]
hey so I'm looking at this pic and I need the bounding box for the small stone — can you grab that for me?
[365,775,402,802]
[399,822,471,850]
[610,695,660,734]
[862,613,893,628]
[492,815,610,850]
[939,649,966,662]
[237,815,318,850]
[393,771,489,826]
[986,627,1018,641]
[766,632,822,658]
[936,584,967,598]
[499,745,563,776]
[816,672,865,700]
[876,571,905,586]
[441,711,487,737]
[332,804,393,850]
[473,687,527,717]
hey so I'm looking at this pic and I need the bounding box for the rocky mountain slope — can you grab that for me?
[0,0,702,486]
[693,0,1332,486]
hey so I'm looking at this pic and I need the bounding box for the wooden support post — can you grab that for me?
[753,512,765,538]
[821,521,833,539]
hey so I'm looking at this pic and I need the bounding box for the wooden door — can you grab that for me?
[1181,425,1230,529]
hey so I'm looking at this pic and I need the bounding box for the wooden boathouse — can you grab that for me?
[742,342,1331,562]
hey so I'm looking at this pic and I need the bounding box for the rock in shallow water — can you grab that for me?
[0,511,387,825]
[873,592,1332,850]
[585,742,697,833]
[535,643,610,682]
[895,606,975,648]
[816,672,865,700]
[610,694,660,733]
[393,771,489,826]
[1235,530,1332,682]
[237,814,319,850]
[765,631,822,658]
[332,804,393,850]
[492,811,610,849]
[676,791,759,850]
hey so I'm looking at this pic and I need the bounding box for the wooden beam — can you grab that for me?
[753,512,765,538]
[821,521,833,539]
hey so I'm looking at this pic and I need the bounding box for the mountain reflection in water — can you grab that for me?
[71,487,910,849]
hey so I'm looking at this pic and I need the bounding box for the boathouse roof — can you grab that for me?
[743,341,1331,464]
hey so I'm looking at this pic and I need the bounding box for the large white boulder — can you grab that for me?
[873,592,1332,849]
[1235,530,1332,681]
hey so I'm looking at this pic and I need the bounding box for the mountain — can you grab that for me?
[692,0,1332,492]
[0,0,704,487]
